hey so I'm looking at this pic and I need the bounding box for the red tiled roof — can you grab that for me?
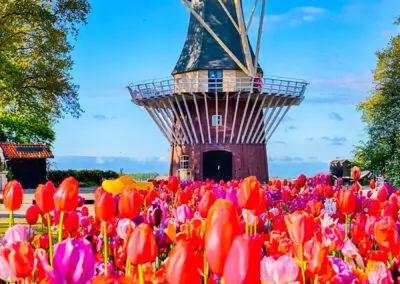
[0,143,54,159]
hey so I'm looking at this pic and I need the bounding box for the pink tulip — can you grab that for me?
[0,244,17,282]
[116,219,135,240]
[174,204,192,223]
[261,255,299,284]
[368,262,394,284]
[3,224,34,246]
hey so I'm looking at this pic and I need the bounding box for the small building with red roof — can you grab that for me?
[0,143,54,189]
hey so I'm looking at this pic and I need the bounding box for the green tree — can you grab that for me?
[354,17,400,177]
[0,0,90,145]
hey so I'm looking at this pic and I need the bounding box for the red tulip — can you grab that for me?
[127,223,158,265]
[284,210,315,244]
[25,204,41,225]
[351,167,361,182]
[374,217,399,252]
[118,187,142,220]
[95,188,116,222]
[3,180,23,211]
[306,238,331,277]
[253,189,267,216]
[336,189,356,215]
[377,186,388,203]
[370,180,376,189]
[64,211,80,233]
[166,241,202,284]
[368,199,381,215]
[168,176,180,193]
[54,177,79,212]
[205,199,240,276]
[34,182,55,213]
[198,190,216,218]
[237,176,260,210]
[6,242,35,278]
[223,235,261,284]
[296,174,307,188]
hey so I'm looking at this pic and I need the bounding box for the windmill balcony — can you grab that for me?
[128,76,308,105]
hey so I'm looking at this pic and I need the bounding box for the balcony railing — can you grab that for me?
[127,77,308,103]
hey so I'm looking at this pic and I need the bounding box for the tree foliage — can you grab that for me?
[354,17,400,177]
[0,0,90,145]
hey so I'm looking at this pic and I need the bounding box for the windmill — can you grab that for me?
[127,0,308,182]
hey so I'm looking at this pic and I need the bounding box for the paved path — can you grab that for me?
[0,188,96,221]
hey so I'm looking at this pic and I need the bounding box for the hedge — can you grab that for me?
[48,170,119,186]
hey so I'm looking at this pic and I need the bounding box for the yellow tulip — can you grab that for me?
[102,179,125,195]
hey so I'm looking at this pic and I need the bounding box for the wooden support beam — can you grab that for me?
[230,92,241,143]
[182,93,199,144]
[236,93,252,143]
[215,92,219,144]
[181,0,251,76]
[234,0,254,76]
[145,105,173,144]
[256,97,283,143]
[246,94,267,143]
[247,0,260,30]
[174,95,194,144]
[266,103,293,142]
[223,93,229,144]
[192,93,205,143]
[250,95,276,143]
[217,0,240,32]
[253,0,266,74]
[203,93,212,143]
[241,94,260,143]
[167,97,190,144]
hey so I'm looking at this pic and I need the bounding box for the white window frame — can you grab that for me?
[179,155,189,169]
[212,114,223,127]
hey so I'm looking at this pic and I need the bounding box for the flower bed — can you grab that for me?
[1,169,399,283]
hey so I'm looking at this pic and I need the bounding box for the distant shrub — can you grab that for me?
[129,172,160,181]
[48,169,119,187]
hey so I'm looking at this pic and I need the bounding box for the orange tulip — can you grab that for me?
[118,187,142,220]
[166,241,202,284]
[305,200,323,217]
[284,210,315,244]
[237,176,260,210]
[223,235,261,284]
[351,167,361,182]
[127,223,158,265]
[370,179,376,189]
[3,180,23,211]
[336,189,356,215]
[205,199,240,276]
[34,182,55,214]
[95,188,116,222]
[199,190,216,218]
[54,177,79,212]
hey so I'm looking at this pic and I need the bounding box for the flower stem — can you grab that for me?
[345,214,350,241]
[245,220,249,236]
[300,243,306,284]
[58,211,65,242]
[253,219,257,235]
[46,214,53,267]
[314,274,318,284]
[9,210,14,227]
[126,257,131,277]
[221,277,225,284]
[203,249,208,284]
[138,264,144,284]
[103,221,108,277]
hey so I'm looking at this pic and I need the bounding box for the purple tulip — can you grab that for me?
[225,186,239,209]
[53,238,95,283]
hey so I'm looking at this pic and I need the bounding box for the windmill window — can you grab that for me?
[208,70,223,92]
[179,155,189,169]
[212,114,223,127]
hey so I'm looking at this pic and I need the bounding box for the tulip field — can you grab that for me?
[1,167,400,283]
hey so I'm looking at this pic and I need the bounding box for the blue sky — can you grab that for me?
[52,0,400,176]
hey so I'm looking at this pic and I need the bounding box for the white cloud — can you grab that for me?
[267,6,328,27]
